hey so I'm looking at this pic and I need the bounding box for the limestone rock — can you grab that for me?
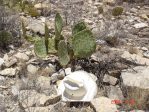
[107,86,124,101]
[121,66,149,109]
[121,66,149,89]
[27,64,39,74]
[4,57,17,67]
[143,51,149,59]
[103,0,116,5]
[103,74,118,85]
[121,51,149,65]
[34,3,50,10]
[27,20,45,35]
[14,53,29,61]
[133,23,148,29]
[91,97,118,112]
[141,47,148,51]
[25,107,50,112]
[0,68,16,76]
[0,58,4,67]
[19,90,60,108]
[36,76,51,90]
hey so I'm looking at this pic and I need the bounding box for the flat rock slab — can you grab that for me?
[91,97,118,112]
[121,66,149,89]
[133,23,148,29]
[19,90,60,108]
[121,51,149,65]
[121,66,149,109]
[0,68,16,76]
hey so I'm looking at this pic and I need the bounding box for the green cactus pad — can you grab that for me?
[72,29,96,58]
[72,22,87,36]
[21,20,26,39]
[34,39,47,58]
[25,35,41,43]
[48,38,57,54]
[55,13,63,39]
[58,40,70,66]
[45,23,49,53]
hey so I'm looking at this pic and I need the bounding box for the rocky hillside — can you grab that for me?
[0,0,149,112]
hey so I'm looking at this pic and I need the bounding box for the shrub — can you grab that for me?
[0,30,12,48]
[26,5,40,17]
[0,5,21,49]
[112,6,123,16]
[98,6,104,14]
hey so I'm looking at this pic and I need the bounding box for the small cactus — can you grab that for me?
[72,29,96,58]
[58,40,70,66]
[34,39,47,58]
[112,6,123,16]
[0,30,12,48]
[27,5,40,17]
[97,6,104,14]
[72,22,87,36]
[105,36,119,47]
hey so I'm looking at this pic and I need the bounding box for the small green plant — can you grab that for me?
[0,30,12,48]
[27,5,40,17]
[22,13,96,66]
[105,36,119,47]
[97,6,104,14]
[112,6,123,16]
[4,0,40,17]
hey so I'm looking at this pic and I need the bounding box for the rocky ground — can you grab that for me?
[0,0,149,112]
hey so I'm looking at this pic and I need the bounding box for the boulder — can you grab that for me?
[121,66,149,109]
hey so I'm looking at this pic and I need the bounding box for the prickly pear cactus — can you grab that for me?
[48,38,57,54]
[45,23,49,53]
[72,22,87,36]
[55,13,63,39]
[72,29,96,58]
[58,40,70,66]
[34,39,47,58]
[55,13,63,49]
